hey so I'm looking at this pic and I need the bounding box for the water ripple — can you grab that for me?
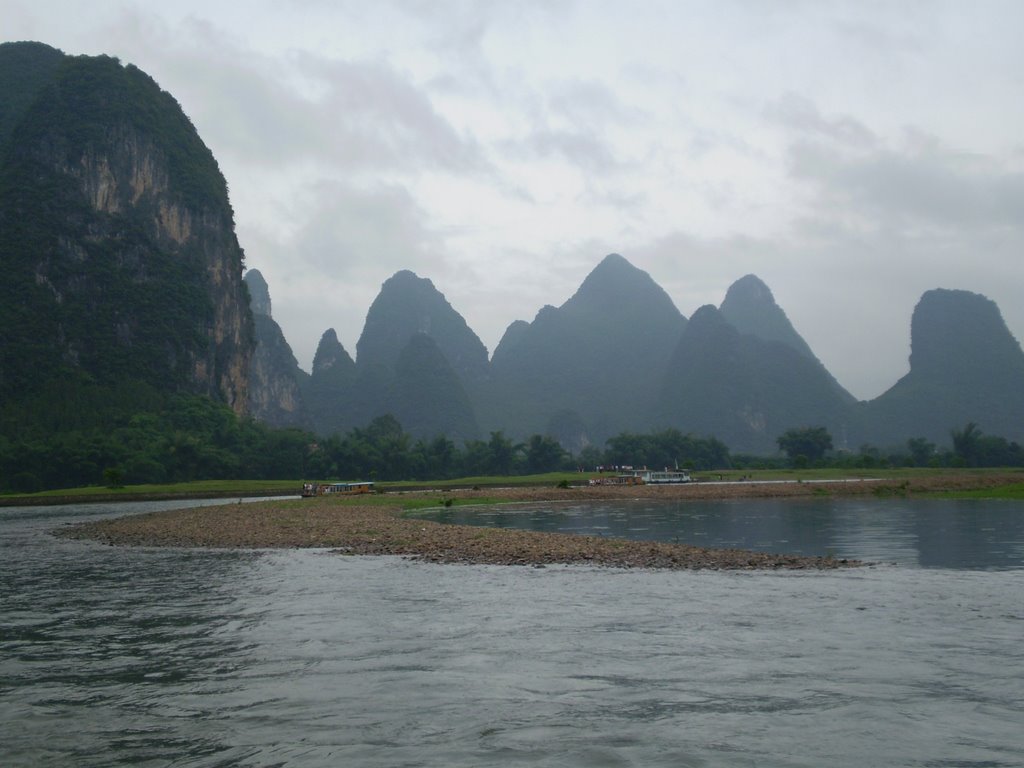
[2,503,1023,767]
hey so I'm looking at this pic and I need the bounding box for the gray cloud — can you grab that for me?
[766,92,877,148]
[110,14,486,176]
[788,134,1024,230]
[290,180,443,275]
[494,78,642,179]
[546,78,639,131]
[507,129,619,172]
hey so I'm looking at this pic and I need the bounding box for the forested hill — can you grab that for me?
[0,42,253,435]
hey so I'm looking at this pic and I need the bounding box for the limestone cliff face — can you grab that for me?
[247,314,308,428]
[0,44,253,412]
[244,269,273,318]
[244,270,307,427]
[69,123,253,412]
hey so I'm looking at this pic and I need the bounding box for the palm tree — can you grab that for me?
[951,422,982,466]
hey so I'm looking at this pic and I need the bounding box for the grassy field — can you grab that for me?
[3,467,1024,506]
[931,482,1024,500]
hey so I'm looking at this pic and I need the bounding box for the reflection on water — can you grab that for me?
[1,499,1023,767]
[424,497,1024,569]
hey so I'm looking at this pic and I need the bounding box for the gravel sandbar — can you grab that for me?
[57,474,1018,570]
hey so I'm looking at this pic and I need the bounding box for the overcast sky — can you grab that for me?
[6,0,1024,400]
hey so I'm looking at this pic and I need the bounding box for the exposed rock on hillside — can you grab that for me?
[247,314,308,427]
[244,268,273,317]
[0,42,252,412]
[244,270,307,427]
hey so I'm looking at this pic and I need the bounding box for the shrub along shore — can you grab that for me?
[56,472,1022,570]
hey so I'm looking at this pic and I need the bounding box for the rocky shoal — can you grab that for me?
[55,474,1019,570]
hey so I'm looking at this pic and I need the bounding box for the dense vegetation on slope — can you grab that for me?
[0,41,65,149]
[0,395,313,492]
[0,41,252,440]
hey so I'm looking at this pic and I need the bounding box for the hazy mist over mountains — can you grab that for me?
[7,3,1024,408]
[3,41,1023,458]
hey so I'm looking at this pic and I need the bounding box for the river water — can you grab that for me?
[2,498,1022,767]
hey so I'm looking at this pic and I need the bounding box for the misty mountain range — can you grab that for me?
[3,41,1022,457]
[246,252,1024,454]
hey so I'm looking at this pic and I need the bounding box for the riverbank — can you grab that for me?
[59,473,1020,570]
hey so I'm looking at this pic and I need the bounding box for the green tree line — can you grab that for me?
[0,397,732,492]
[773,424,1024,470]
[3,400,1021,494]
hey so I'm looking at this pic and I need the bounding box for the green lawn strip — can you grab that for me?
[926,483,1024,500]
[379,472,588,490]
[7,468,1023,506]
[0,479,299,505]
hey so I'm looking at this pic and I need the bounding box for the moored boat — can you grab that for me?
[301,481,375,497]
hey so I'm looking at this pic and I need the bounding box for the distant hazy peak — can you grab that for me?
[596,252,630,270]
[683,304,738,336]
[720,273,815,360]
[689,303,727,323]
[243,269,272,317]
[575,253,647,293]
[356,267,489,382]
[564,252,683,319]
[909,288,1024,377]
[312,328,354,375]
[723,274,773,303]
[383,269,433,290]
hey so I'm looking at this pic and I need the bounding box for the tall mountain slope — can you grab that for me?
[302,328,358,435]
[720,275,816,361]
[385,334,480,442]
[356,270,489,388]
[244,270,307,428]
[0,42,65,149]
[654,305,855,454]
[343,270,487,437]
[244,267,273,317]
[484,253,687,442]
[860,289,1024,445]
[719,274,855,404]
[0,42,253,420]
